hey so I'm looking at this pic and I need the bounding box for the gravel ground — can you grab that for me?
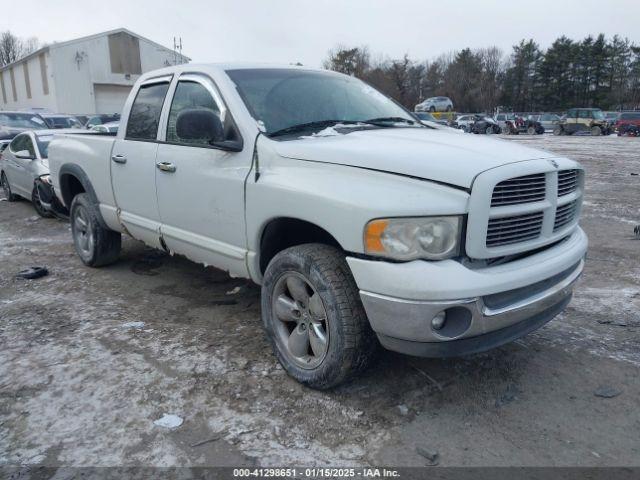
[1,134,639,469]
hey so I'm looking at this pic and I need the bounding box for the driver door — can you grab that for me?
[154,74,252,278]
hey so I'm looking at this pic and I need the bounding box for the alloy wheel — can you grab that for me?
[73,205,95,258]
[272,272,329,369]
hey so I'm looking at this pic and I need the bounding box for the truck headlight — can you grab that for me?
[364,216,462,260]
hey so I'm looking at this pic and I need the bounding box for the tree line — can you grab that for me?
[323,34,640,113]
[0,31,39,68]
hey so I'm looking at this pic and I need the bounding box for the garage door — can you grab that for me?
[94,84,132,114]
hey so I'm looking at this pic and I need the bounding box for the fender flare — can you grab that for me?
[58,163,108,228]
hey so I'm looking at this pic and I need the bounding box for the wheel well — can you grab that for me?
[59,174,86,207]
[259,218,342,274]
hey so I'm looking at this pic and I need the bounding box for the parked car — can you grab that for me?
[615,111,640,136]
[0,111,48,143]
[494,113,516,133]
[528,113,561,132]
[49,64,587,389]
[554,108,612,136]
[0,129,93,216]
[454,114,477,132]
[470,115,501,134]
[90,121,120,133]
[505,116,545,135]
[415,96,454,112]
[84,114,121,129]
[603,111,619,123]
[41,114,84,129]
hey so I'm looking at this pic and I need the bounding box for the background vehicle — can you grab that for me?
[0,111,48,143]
[84,114,121,129]
[0,129,93,216]
[454,114,477,132]
[415,96,453,112]
[49,64,587,389]
[554,108,612,136]
[615,111,640,135]
[41,114,84,129]
[470,115,501,134]
[505,116,545,135]
[528,113,561,132]
[90,121,120,133]
[495,113,516,133]
[604,111,620,123]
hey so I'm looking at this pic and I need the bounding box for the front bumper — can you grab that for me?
[347,227,587,357]
[35,178,69,217]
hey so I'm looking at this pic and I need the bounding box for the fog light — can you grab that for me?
[431,311,446,330]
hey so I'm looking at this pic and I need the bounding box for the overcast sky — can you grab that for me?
[3,0,639,66]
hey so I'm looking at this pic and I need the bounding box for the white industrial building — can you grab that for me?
[0,28,189,114]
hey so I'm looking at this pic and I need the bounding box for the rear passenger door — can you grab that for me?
[111,76,171,249]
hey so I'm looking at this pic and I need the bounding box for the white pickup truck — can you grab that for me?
[49,64,588,389]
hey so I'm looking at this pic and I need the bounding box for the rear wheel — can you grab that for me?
[429,106,436,112]
[31,185,53,218]
[527,126,536,135]
[70,193,121,267]
[485,126,493,135]
[553,126,563,136]
[1,172,18,201]
[261,244,378,389]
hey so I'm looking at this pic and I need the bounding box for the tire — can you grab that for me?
[429,106,436,112]
[31,185,53,218]
[261,244,378,389]
[591,126,602,136]
[1,172,18,201]
[70,193,121,267]
[446,105,452,112]
[527,126,536,135]
[501,126,510,134]
[485,126,493,135]
[553,126,563,136]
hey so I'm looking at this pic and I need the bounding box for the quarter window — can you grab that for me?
[126,82,170,141]
[166,80,221,147]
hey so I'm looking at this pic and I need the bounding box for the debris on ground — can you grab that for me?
[594,386,622,399]
[397,405,409,416]
[416,446,439,466]
[190,431,227,448]
[153,414,184,429]
[226,286,242,295]
[16,266,49,280]
[121,321,145,330]
[495,383,520,407]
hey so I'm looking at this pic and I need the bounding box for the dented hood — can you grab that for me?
[273,128,557,188]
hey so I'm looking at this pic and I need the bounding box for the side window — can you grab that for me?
[9,135,25,153]
[87,117,100,127]
[126,82,170,140]
[578,110,590,119]
[566,109,576,118]
[166,80,222,147]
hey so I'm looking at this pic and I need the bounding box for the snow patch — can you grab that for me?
[153,414,184,429]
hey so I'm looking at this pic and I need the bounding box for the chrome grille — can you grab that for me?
[558,169,578,197]
[486,211,544,247]
[491,173,546,207]
[554,201,577,231]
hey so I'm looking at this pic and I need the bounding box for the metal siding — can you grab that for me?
[39,53,49,95]
[23,63,31,99]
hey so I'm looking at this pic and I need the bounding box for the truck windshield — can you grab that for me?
[226,68,416,136]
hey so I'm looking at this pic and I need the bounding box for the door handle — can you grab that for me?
[156,162,176,173]
[111,154,127,164]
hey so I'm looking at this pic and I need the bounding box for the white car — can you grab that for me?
[91,121,119,133]
[1,129,92,216]
[455,114,478,132]
[48,64,587,389]
[415,96,454,113]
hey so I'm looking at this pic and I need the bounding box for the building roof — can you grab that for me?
[0,28,190,73]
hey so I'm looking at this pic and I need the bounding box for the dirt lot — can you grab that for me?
[1,134,639,468]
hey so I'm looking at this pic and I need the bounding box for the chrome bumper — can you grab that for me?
[360,259,584,357]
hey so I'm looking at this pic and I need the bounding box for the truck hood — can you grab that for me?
[273,128,557,188]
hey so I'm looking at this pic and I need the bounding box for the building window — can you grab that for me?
[39,53,49,95]
[9,67,17,101]
[23,63,31,99]
[108,32,142,75]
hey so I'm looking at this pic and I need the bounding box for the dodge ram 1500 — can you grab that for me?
[49,64,588,388]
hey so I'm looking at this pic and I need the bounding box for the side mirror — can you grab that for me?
[176,109,225,144]
[15,150,34,160]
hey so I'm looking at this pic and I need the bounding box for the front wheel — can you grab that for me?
[553,126,563,136]
[31,185,53,218]
[261,244,378,389]
[591,126,602,136]
[527,126,536,135]
[1,172,18,201]
[429,106,436,112]
[485,126,493,135]
[70,193,121,267]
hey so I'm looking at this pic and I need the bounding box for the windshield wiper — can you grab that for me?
[362,117,416,126]
[268,120,360,138]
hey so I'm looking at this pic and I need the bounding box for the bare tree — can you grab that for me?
[0,31,39,67]
[322,45,370,77]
